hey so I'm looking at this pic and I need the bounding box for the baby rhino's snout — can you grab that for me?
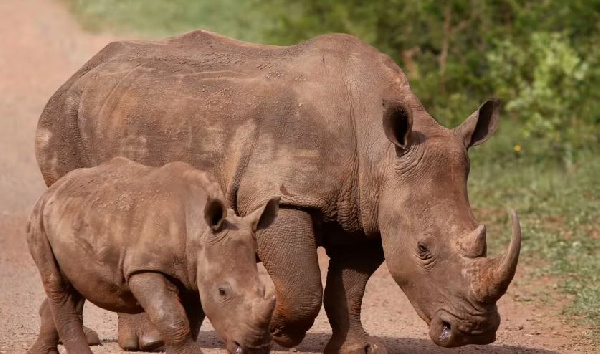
[227,293,276,354]
[207,197,280,354]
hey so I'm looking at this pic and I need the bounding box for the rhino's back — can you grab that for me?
[90,30,378,74]
[40,158,218,290]
[43,157,219,246]
[37,31,406,223]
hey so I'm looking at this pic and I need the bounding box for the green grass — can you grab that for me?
[64,0,600,341]
[469,130,600,339]
[62,0,273,42]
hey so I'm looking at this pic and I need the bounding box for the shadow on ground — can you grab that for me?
[188,330,558,354]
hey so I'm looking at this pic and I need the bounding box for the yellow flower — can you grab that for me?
[514,144,522,152]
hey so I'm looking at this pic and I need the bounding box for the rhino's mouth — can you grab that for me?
[227,339,271,354]
[428,310,498,348]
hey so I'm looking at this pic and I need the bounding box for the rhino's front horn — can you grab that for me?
[471,210,522,302]
[253,291,276,327]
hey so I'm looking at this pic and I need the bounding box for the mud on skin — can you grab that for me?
[36,30,521,351]
[26,157,279,354]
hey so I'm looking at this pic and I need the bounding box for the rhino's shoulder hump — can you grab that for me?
[308,33,371,49]
[94,31,383,67]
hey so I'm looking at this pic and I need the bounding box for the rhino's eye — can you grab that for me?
[217,283,232,300]
[417,242,432,260]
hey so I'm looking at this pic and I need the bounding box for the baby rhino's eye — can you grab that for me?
[217,282,232,300]
[417,242,432,260]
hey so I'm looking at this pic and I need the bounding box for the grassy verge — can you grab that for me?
[469,130,599,340]
[64,0,600,341]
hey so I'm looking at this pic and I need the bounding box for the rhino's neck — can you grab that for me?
[347,58,441,235]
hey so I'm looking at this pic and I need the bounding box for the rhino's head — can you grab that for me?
[377,98,521,347]
[197,197,280,354]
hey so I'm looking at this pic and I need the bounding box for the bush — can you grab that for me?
[261,0,600,166]
[487,32,598,166]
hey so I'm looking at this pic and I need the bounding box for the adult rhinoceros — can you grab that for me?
[35,30,521,352]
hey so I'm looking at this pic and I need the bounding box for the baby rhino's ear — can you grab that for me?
[247,197,280,232]
[205,197,227,231]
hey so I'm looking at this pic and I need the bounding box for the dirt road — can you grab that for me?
[0,0,593,353]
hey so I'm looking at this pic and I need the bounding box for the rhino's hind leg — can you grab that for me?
[256,208,323,347]
[128,272,202,354]
[28,299,59,354]
[323,240,387,354]
[45,288,92,354]
[28,216,91,353]
[82,326,101,346]
[30,299,100,353]
[55,301,101,346]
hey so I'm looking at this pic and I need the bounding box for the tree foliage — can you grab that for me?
[261,0,600,161]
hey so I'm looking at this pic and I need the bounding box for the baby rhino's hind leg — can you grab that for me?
[29,298,99,354]
[76,298,101,346]
[45,287,91,354]
[54,300,101,347]
[28,299,59,354]
[27,222,91,353]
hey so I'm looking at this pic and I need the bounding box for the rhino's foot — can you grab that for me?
[56,326,100,346]
[118,328,163,351]
[269,322,307,348]
[324,336,388,354]
[27,340,59,354]
[83,326,101,346]
[118,313,164,351]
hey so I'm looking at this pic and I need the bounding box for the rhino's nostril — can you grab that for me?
[440,321,452,342]
[234,341,243,354]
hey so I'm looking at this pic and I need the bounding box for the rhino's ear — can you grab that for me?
[205,197,227,232]
[455,98,502,148]
[247,197,280,232]
[382,100,413,149]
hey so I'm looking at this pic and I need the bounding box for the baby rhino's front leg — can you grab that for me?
[129,272,203,354]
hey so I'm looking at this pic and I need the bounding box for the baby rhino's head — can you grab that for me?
[198,196,280,354]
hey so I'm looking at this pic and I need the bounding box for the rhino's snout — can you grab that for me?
[227,338,271,354]
[224,296,274,354]
[429,310,500,348]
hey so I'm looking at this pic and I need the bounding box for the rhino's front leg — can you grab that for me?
[323,240,387,354]
[256,208,323,347]
[117,312,163,351]
[118,296,201,350]
[180,292,204,341]
[129,272,202,354]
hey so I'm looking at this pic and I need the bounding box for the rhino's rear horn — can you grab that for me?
[459,225,487,257]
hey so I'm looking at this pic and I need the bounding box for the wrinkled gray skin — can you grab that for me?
[27,157,278,354]
[35,30,521,352]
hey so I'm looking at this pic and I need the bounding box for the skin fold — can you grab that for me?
[35,30,521,352]
[27,157,279,354]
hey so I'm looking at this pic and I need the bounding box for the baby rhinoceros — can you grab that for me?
[27,157,279,354]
